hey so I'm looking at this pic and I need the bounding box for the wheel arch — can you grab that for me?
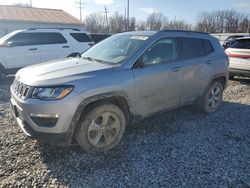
[68,91,133,142]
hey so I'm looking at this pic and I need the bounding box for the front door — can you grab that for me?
[132,37,182,117]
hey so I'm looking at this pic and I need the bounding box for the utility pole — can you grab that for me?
[76,0,85,22]
[124,7,126,31]
[30,0,32,7]
[104,6,109,34]
[127,0,129,31]
[247,14,250,34]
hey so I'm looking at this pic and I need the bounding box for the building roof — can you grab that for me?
[0,5,82,25]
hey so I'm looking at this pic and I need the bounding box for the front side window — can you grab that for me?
[5,33,37,46]
[5,32,67,46]
[82,34,149,64]
[137,38,177,66]
[230,39,250,49]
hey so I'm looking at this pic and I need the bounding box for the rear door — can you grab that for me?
[176,37,215,104]
[39,32,69,63]
[2,32,41,69]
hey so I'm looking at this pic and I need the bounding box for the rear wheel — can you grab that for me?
[75,103,126,153]
[199,81,224,113]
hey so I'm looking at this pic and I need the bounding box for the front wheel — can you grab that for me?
[75,103,126,153]
[199,81,224,113]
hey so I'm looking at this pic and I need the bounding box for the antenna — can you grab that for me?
[76,0,85,22]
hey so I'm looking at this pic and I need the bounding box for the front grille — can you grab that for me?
[12,79,31,100]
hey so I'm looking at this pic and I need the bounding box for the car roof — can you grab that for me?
[119,31,158,36]
[119,30,210,37]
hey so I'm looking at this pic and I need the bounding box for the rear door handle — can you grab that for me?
[28,48,37,51]
[205,60,213,65]
[172,67,182,72]
[63,46,70,48]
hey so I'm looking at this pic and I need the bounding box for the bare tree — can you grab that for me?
[129,17,136,31]
[196,10,248,33]
[84,13,107,33]
[109,12,126,34]
[163,20,192,30]
[146,12,167,30]
[136,21,147,31]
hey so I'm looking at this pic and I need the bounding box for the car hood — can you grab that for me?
[16,58,114,86]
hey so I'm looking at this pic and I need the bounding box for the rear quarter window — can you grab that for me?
[231,39,250,49]
[70,33,93,42]
[178,37,213,60]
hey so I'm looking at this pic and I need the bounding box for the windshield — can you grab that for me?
[81,34,149,64]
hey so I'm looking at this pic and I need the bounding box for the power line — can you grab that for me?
[76,0,85,22]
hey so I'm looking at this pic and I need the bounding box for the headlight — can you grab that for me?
[32,86,74,100]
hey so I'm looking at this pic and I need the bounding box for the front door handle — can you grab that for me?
[63,46,70,48]
[28,48,37,51]
[172,67,182,72]
[205,60,213,65]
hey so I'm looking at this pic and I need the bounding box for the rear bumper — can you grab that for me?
[229,68,250,77]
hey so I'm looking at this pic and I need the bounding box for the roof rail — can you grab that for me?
[28,28,81,31]
[159,30,209,35]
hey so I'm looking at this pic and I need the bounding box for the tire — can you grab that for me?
[199,81,224,114]
[75,103,126,153]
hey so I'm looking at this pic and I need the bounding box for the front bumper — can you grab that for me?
[10,85,82,144]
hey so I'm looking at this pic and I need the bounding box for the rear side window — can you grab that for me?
[90,34,111,43]
[37,33,67,44]
[7,32,67,46]
[231,39,250,49]
[70,33,92,42]
[178,37,213,60]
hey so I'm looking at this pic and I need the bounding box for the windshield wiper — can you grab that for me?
[82,56,103,63]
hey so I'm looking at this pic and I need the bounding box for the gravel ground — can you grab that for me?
[0,77,250,187]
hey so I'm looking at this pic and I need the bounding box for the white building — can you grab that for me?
[0,5,83,38]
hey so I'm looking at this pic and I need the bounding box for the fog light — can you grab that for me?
[30,113,58,127]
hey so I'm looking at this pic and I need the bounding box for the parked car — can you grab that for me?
[222,35,246,49]
[89,33,111,43]
[225,37,250,79]
[0,28,94,78]
[10,30,228,153]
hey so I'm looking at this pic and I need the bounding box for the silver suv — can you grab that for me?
[10,30,229,153]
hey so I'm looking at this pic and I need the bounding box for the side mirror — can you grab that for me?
[133,57,145,69]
